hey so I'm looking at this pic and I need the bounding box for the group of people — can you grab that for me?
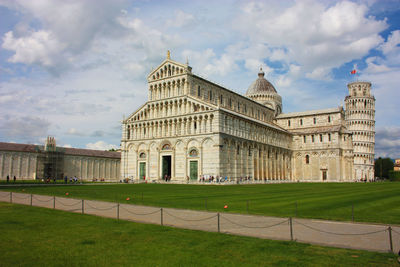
[163,175,172,181]
[64,176,80,184]
[6,175,16,183]
[198,175,254,183]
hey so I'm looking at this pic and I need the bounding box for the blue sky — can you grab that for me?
[0,0,399,158]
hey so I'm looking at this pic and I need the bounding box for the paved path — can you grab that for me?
[1,191,399,254]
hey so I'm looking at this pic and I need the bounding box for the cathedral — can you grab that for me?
[121,52,375,182]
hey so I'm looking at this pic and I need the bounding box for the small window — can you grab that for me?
[139,152,146,159]
[328,116,331,123]
[312,135,315,143]
[189,149,198,157]
[344,136,346,141]
[209,90,213,100]
[300,119,303,126]
[194,122,197,130]
[320,134,323,142]
[220,95,223,104]
[237,145,240,155]
[288,120,291,127]
[229,98,232,108]
[162,144,171,150]
[328,133,331,141]
[306,155,310,164]
[303,136,306,143]
[197,86,201,97]
[313,118,316,124]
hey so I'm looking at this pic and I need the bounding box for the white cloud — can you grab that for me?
[166,10,195,28]
[235,0,387,79]
[0,115,51,144]
[380,30,400,55]
[375,126,400,158]
[66,128,85,136]
[86,141,118,151]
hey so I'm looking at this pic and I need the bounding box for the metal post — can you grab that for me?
[388,226,393,253]
[82,200,84,214]
[289,217,293,241]
[53,196,56,209]
[117,203,120,220]
[246,200,249,214]
[161,208,163,226]
[295,201,298,217]
[352,204,354,222]
[10,192,12,203]
[30,194,33,206]
[217,213,220,233]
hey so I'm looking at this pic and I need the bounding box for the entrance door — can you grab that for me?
[190,161,198,180]
[322,170,327,181]
[162,156,172,180]
[139,162,146,180]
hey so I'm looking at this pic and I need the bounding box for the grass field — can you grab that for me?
[0,202,397,267]
[2,182,399,224]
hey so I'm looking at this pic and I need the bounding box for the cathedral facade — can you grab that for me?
[121,53,375,182]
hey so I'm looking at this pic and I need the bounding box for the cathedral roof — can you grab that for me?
[288,125,350,135]
[246,68,277,95]
[0,142,120,159]
[277,107,343,119]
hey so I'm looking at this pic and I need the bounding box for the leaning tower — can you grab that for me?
[345,81,375,181]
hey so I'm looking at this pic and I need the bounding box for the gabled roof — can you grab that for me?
[288,125,350,135]
[0,142,120,159]
[147,58,191,81]
[277,107,343,119]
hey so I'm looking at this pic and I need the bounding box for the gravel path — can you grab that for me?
[1,191,398,254]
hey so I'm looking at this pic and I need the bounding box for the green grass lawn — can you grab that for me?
[0,202,396,267]
[1,182,400,224]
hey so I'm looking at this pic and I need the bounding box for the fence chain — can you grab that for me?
[32,195,53,202]
[0,191,12,197]
[294,220,387,236]
[84,202,118,211]
[164,210,217,222]
[12,194,31,200]
[55,198,82,207]
[120,205,161,216]
[391,228,400,235]
[221,215,289,229]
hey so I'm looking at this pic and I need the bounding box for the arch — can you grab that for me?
[188,148,199,157]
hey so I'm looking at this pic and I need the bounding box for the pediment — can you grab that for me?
[124,103,147,123]
[147,58,191,82]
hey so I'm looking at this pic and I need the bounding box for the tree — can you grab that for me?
[374,157,394,178]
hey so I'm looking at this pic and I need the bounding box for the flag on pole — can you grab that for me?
[351,69,356,75]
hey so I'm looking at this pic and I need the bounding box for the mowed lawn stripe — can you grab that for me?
[1,182,399,224]
[0,202,397,267]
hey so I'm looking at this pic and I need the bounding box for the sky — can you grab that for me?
[0,0,399,158]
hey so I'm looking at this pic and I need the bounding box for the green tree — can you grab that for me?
[374,157,394,178]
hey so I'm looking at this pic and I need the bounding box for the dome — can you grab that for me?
[246,68,277,95]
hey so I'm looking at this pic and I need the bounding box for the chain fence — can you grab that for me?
[164,210,217,222]
[1,191,399,254]
[221,215,289,229]
[294,219,387,236]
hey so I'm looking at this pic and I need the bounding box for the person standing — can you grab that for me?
[6,175,9,183]
[13,176,16,183]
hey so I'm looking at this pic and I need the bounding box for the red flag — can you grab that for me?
[351,69,356,74]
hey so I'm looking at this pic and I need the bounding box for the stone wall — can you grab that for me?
[0,152,38,179]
